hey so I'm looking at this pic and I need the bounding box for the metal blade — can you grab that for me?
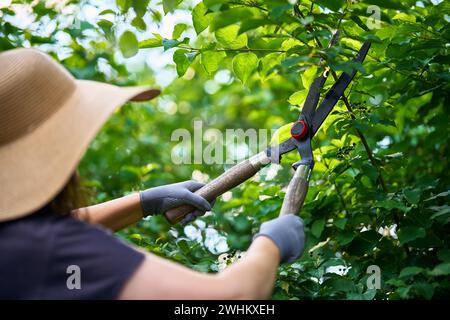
[311,42,371,135]
[300,31,341,123]
[300,72,328,123]
[266,138,297,163]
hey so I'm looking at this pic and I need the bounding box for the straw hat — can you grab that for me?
[0,48,160,222]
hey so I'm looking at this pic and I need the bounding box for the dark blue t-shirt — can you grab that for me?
[0,210,145,299]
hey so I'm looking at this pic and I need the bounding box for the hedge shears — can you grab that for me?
[165,35,371,223]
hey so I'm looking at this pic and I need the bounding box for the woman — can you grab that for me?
[0,48,305,299]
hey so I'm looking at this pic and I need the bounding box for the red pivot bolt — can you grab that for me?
[291,120,309,140]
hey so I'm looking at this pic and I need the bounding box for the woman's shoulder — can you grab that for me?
[0,210,145,299]
[0,209,60,245]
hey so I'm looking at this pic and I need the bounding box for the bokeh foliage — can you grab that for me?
[2,0,449,299]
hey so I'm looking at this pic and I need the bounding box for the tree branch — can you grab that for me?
[177,46,287,53]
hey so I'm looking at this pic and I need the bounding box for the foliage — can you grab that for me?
[2,0,449,299]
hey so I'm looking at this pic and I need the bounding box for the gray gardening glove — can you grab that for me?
[140,180,212,218]
[180,198,216,225]
[253,215,305,264]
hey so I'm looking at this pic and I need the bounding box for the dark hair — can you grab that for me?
[38,171,90,215]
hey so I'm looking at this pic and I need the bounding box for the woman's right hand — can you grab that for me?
[253,215,305,263]
[139,180,214,221]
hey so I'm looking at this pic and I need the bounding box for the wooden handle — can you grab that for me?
[165,152,270,224]
[279,164,311,216]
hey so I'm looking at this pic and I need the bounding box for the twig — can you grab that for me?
[318,147,349,214]
[177,46,287,53]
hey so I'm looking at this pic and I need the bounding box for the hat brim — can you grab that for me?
[0,80,160,222]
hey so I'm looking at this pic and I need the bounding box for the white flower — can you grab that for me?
[194,219,206,230]
[184,225,202,242]
[377,224,398,239]
[325,265,351,276]
[204,227,229,254]
[205,227,218,238]
[214,237,229,254]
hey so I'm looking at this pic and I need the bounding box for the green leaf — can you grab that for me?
[429,262,450,276]
[162,38,180,51]
[131,16,146,31]
[119,31,138,58]
[139,37,162,48]
[128,233,142,245]
[201,50,226,75]
[203,0,224,10]
[364,0,405,10]
[425,190,450,201]
[311,219,325,238]
[361,163,378,183]
[393,12,416,23]
[99,9,115,15]
[215,25,247,49]
[386,278,406,287]
[336,232,355,245]
[97,19,113,35]
[173,49,190,77]
[326,277,356,292]
[299,15,314,26]
[133,0,149,17]
[234,215,252,232]
[399,266,424,278]
[192,260,212,272]
[362,289,377,300]
[437,249,450,262]
[162,0,176,14]
[411,282,434,299]
[333,218,347,230]
[259,52,283,79]
[288,90,307,106]
[375,199,408,212]
[270,4,291,18]
[172,23,188,39]
[397,226,426,245]
[316,0,345,12]
[210,7,254,31]
[352,119,369,132]
[331,60,366,74]
[192,2,214,34]
[270,122,295,145]
[429,205,450,220]
[232,52,258,84]
[301,66,317,90]
[239,19,276,34]
[116,0,131,13]
[396,286,412,299]
[176,239,190,253]
[403,188,422,205]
